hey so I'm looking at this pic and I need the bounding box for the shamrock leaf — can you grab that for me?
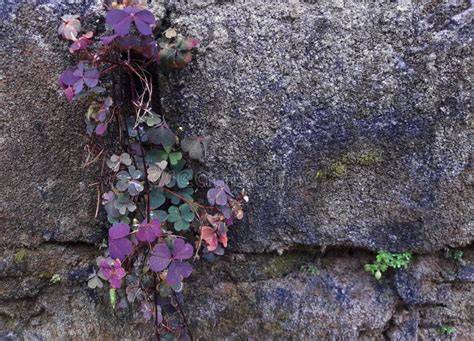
[87,270,103,289]
[200,222,228,252]
[116,166,144,196]
[113,192,137,215]
[98,257,126,288]
[151,210,168,222]
[107,153,132,171]
[149,188,166,209]
[157,146,182,166]
[136,218,162,243]
[147,160,170,186]
[106,7,156,36]
[58,15,81,41]
[69,31,93,53]
[207,180,232,206]
[176,169,193,189]
[181,136,210,161]
[159,38,199,70]
[108,223,133,260]
[167,204,195,231]
[58,67,80,101]
[147,123,176,147]
[148,239,193,286]
[140,112,162,127]
[72,62,99,94]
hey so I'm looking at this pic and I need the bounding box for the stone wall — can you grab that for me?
[0,0,472,339]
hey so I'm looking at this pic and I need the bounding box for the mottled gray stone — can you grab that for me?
[0,0,473,340]
[162,0,473,253]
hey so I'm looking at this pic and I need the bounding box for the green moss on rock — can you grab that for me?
[14,249,28,263]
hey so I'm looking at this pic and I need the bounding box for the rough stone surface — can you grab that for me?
[164,0,473,254]
[0,0,472,340]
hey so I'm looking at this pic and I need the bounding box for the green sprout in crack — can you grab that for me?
[364,251,412,280]
[438,325,455,335]
[300,263,318,274]
[445,248,466,266]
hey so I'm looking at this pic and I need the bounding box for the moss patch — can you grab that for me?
[14,248,28,263]
[314,149,383,182]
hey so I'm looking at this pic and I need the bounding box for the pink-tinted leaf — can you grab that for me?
[59,68,80,87]
[101,34,119,45]
[95,123,107,136]
[58,15,81,41]
[105,9,131,32]
[217,223,228,248]
[99,258,126,288]
[73,79,84,94]
[84,68,99,87]
[172,239,193,260]
[166,261,192,285]
[109,223,130,239]
[149,243,171,272]
[64,87,74,101]
[134,10,155,35]
[136,218,162,243]
[69,31,93,53]
[200,226,218,251]
[109,237,133,260]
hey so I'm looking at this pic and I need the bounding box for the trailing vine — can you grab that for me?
[57,2,247,338]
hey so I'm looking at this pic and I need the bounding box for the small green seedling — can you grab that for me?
[364,251,412,280]
[438,325,455,335]
[300,263,318,274]
[50,274,61,284]
[445,249,466,266]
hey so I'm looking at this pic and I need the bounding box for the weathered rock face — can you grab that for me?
[0,0,472,340]
[164,0,473,254]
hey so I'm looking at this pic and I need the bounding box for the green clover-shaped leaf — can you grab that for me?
[141,112,162,127]
[158,147,182,166]
[167,204,195,231]
[150,188,166,209]
[176,169,193,189]
[151,210,168,222]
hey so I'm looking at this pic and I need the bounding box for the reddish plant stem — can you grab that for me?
[162,187,213,210]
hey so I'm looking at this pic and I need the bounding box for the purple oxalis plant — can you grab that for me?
[149,239,193,285]
[108,223,133,260]
[57,3,246,337]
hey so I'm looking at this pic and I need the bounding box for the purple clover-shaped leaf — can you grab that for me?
[167,261,193,286]
[101,34,119,45]
[172,239,194,259]
[149,243,171,272]
[136,218,162,243]
[58,67,80,101]
[98,257,126,288]
[106,7,156,36]
[72,62,100,93]
[149,239,193,285]
[108,223,133,260]
[207,180,232,206]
